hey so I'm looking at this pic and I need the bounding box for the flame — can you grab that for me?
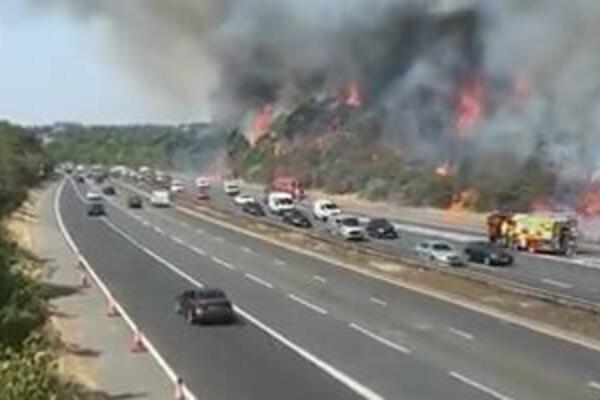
[448,188,477,211]
[455,74,484,135]
[343,81,362,108]
[435,162,454,178]
[577,181,600,216]
[249,104,272,146]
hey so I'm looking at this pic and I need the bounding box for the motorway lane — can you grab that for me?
[80,180,600,399]
[187,180,600,303]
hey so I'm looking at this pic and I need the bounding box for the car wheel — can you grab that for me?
[186,309,195,324]
[484,257,491,266]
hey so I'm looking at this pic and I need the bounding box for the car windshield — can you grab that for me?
[323,203,338,210]
[432,243,452,251]
[277,198,293,205]
[341,218,360,226]
[197,289,225,299]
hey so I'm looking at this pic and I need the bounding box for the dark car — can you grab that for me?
[464,241,514,266]
[242,201,265,217]
[102,186,116,196]
[175,288,235,324]
[127,195,143,209]
[366,218,398,239]
[86,202,105,217]
[75,175,85,184]
[281,209,312,228]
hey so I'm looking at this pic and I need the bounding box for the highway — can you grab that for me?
[59,178,600,399]
[175,177,600,305]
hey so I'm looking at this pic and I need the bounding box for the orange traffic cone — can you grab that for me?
[106,298,119,317]
[174,377,185,400]
[130,329,147,353]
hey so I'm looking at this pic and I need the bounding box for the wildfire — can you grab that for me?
[455,74,484,135]
[342,81,362,108]
[448,188,477,211]
[577,181,600,216]
[435,162,454,178]
[249,104,272,146]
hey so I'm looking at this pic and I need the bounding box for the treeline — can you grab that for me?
[0,122,78,399]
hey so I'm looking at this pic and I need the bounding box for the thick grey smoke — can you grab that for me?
[19,0,600,176]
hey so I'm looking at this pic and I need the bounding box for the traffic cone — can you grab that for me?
[106,297,119,317]
[174,377,185,400]
[80,272,90,288]
[130,329,147,353]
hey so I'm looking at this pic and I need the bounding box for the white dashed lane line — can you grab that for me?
[448,327,474,341]
[274,258,287,267]
[211,257,236,270]
[313,275,327,284]
[245,273,274,289]
[171,236,185,246]
[449,371,513,400]
[589,381,600,392]
[242,246,254,254]
[288,294,328,315]
[190,246,207,256]
[540,278,573,290]
[369,297,387,307]
[154,226,164,235]
[349,323,410,354]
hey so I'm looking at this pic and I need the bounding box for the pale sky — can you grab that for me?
[0,2,209,125]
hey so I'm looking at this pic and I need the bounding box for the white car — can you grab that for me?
[313,199,341,221]
[329,215,365,240]
[223,180,241,196]
[234,194,256,206]
[170,180,186,193]
[150,190,171,207]
[267,192,295,214]
[195,177,211,189]
[415,241,463,266]
[85,191,102,202]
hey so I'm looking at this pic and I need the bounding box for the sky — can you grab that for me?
[0,2,209,125]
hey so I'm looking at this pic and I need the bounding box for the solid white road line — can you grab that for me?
[99,216,383,400]
[349,323,411,354]
[588,381,600,391]
[245,273,274,289]
[211,256,236,270]
[369,297,387,307]
[288,294,328,315]
[313,275,327,284]
[448,327,474,341]
[274,258,287,267]
[190,246,207,256]
[449,371,513,400]
[541,278,573,290]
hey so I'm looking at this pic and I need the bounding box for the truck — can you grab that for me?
[270,175,304,200]
[487,212,578,256]
[150,190,171,207]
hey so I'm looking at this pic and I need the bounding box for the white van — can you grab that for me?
[313,199,341,221]
[223,180,240,196]
[150,190,171,207]
[268,192,295,214]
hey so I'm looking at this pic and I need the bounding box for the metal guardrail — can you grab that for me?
[119,180,600,316]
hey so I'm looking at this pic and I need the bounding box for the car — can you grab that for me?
[242,201,266,217]
[313,199,341,221]
[281,209,312,228]
[102,186,116,196]
[329,215,365,240]
[416,240,463,266]
[127,195,143,209]
[150,190,170,207]
[75,175,85,184]
[195,190,210,201]
[170,180,185,193]
[223,180,241,196]
[267,192,295,214]
[366,218,398,239]
[86,202,106,216]
[175,288,235,324]
[464,241,514,266]
[234,194,256,206]
[85,191,102,202]
[195,176,211,190]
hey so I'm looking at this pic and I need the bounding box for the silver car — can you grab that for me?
[329,215,365,240]
[415,240,463,266]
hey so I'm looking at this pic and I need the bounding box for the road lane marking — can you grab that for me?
[541,278,573,290]
[242,246,254,254]
[190,246,207,256]
[245,273,274,289]
[274,258,287,267]
[313,275,327,284]
[171,236,185,245]
[588,381,600,391]
[97,217,383,400]
[211,257,236,270]
[141,219,150,227]
[369,297,387,307]
[448,327,474,341]
[450,371,513,400]
[349,323,411,354]
[154,226,164,235]
[288,294,328,315]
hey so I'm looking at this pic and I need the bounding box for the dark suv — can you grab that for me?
[464,241,514,266]
[175,288,235,324]
[127,195,143,209]
[87,202,106,217]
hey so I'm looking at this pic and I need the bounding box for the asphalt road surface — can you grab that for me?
[176,178,600,305]
[61,179,600,400]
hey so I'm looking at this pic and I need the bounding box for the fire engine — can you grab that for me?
[487,212,578,256]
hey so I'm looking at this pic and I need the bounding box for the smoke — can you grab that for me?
[17,0,600,177]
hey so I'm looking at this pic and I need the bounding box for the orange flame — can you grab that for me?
[343,81,362,108]
[249,104,272,146]
[577,181,600,216]
[455,74,484,135]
